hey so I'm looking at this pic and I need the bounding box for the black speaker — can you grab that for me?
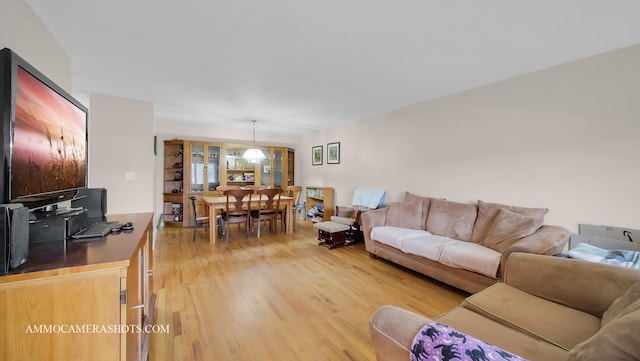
[71,188,107,222]
[0,203,29,275]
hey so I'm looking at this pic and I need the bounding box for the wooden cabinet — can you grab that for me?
[306,186,333,222]
[254,147,294,189]
[162,140,185,227]
[224,145,261,187]
[0,213,155,361]
[223,146,295,189]
[163,140,295,227]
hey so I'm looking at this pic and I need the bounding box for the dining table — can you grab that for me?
[202,194,294,244]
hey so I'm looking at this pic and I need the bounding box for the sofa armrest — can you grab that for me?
[369,305,432,361]
[503,253,640,317]
[361,207,389,252]
[335,205,354,218]
[498,225,570,278]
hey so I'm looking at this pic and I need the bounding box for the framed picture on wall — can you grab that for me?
[312,145,323,165]
[327,142,340,164]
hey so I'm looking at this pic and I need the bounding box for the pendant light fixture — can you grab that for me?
[242,119,266,163]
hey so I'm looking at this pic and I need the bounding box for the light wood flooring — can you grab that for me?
[149,220,468,361]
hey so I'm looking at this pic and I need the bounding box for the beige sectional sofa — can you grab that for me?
[361,192,570,293]
[369,253,640,361]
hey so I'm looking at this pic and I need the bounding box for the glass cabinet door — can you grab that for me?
[273,149,283,188]
[206,145,220,191]
[190,143,205,192]
[190,143,220,192]
[259,148,272,187]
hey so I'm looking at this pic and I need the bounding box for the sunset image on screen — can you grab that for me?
[11,66,86,198]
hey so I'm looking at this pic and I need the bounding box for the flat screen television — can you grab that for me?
[0,48,88,211]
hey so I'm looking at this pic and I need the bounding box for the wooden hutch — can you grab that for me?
[162,140,295,227]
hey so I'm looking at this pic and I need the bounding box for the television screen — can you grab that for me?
[12,66,87,199]
[0,48,88,210]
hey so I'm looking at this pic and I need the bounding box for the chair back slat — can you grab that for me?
[223,189,253,220]
[256,188,282,215]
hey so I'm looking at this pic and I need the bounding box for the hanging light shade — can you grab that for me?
[242,120,266,163]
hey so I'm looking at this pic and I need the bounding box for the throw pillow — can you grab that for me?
[404,192,435,229]
[601,281,640,327]
[385,199,423,230]
[568,301,640,360]
[471,200,548,244]
[411,322,529,361]
[425,199,478,242]
[483,208,543,253]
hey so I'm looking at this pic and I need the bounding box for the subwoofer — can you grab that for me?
[0,203,29,275]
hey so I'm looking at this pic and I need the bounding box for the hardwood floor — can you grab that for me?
[149,220,468,361]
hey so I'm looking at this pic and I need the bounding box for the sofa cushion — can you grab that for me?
[426,199,478,242]
[404,192,436,230]
[385,199,423,230]
[601,281,640,327]
[482,208,544,253]
[471,200,548,244]
[370,226,431,250]
[399,233,458,262]
[462,283,601,350]
[438,241,502,278]
[434,307,568,361]
[568,298,640,360]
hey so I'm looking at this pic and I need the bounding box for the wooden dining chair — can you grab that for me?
[189,196,209,242]
[221,189,253,241]
[278,185,302,231]
[216,185,242,221]
[250,188,282,238]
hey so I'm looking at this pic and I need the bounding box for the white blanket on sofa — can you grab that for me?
[352,188,386,209]
[371,226,502,278]
[569,243,640,269]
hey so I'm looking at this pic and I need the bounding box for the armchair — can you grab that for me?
[314,188,385,248]
[330,205,372,244]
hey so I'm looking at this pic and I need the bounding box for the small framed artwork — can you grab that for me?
[312,145,323,165]
[327,142,340,164]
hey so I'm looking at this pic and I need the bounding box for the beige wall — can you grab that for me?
[0,0,71,91]
[2,0,156,217]
[300,44,640,233]
[89,95,155,215]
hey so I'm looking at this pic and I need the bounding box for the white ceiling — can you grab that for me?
[24,0,640,135]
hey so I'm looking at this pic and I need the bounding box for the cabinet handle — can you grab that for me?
[147,269,153,276]
[131,304,145,310]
